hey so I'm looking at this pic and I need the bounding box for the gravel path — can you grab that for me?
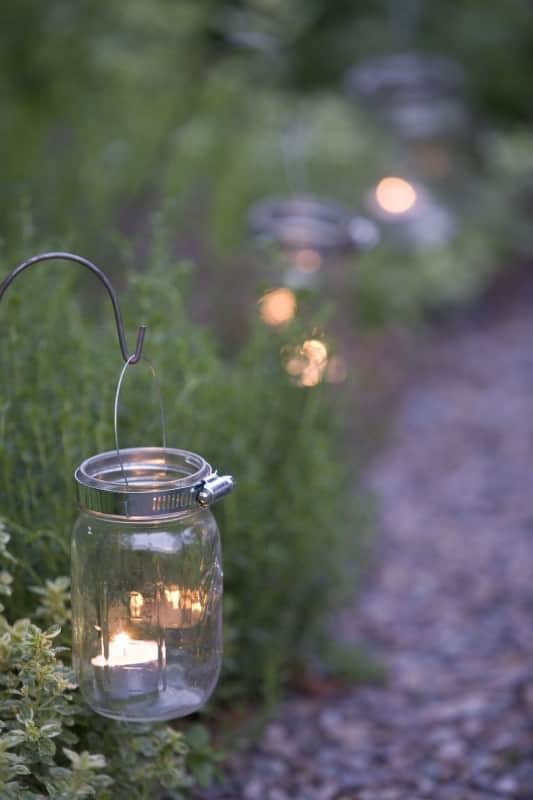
[200,294,533,800]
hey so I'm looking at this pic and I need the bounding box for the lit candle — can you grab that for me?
[92,633,162,699]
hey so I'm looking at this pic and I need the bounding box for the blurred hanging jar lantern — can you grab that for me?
[365,175,456,250]
[0,252,235,723]
[344,53,478,190]
[248,194,379,297]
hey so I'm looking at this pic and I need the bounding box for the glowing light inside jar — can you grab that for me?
[91,632,161,699]
[259,288,297,326]
[375,177,417,214]
[92,632,159,668]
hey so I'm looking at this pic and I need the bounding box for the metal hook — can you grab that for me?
[0,251,146,364]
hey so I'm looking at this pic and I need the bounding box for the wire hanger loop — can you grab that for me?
[113,355,167,487]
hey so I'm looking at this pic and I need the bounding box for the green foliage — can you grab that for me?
[355,223,501,326]
[211,0,533,120]
[84,723,191,800]
[184,725,224,788]
[0,226,366,794]
[0,0,523,325]
[0,228,363,705]
[30,578,71,630]
[0,520,207,800]
[0,527,108,799]
[316,640,387,687]
[0,4,530,795]
[0,522,16,611]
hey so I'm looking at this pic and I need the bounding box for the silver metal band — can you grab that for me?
[75,447,235,519]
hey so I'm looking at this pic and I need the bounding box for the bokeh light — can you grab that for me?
[375,177,417,214]
[283,339,329,387]
[259,288,297,326]
[301,339,328,367]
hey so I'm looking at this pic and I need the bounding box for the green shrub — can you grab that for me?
[0,230,363,706]
[0,520,201,799]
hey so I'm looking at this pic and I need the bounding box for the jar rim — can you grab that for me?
[249,194,356,251]
[345,52,465,101]
[74,447,213,518]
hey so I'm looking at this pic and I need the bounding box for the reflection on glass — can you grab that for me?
[161,586,205,628]
[129,591,144,620]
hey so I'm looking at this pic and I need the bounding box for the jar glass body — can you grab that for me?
[71,507,223,722]
[249,195,378,295]
[345,54,478,201]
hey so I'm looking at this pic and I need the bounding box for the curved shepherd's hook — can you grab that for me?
[0,252,146,363]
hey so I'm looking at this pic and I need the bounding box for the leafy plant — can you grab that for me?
[0,221,364,706]
[0,519,204,799]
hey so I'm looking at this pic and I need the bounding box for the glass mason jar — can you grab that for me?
[71,447,233,723]
[345,53,468,144]
[365,177,456,250]
[248,194,379,293]
[344,53,479,201]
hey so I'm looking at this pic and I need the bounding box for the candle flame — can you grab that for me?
[113,632,130,647]
[111,632,130,659]
[93,633,159,668]
[375,177,417,214]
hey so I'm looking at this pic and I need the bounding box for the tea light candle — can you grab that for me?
[92,633,161,699]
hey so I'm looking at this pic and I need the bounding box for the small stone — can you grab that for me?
[244,779,266,800]
[268,790,290,800]
[263,723,293,757]
[415,777,435,796]
[437,738,466,762]
[495,775,519,794]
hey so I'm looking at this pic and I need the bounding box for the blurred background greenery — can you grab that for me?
[0,1,532,797]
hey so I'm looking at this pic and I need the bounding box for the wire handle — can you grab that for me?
[113,355,167,487]
[0,251,146,364]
